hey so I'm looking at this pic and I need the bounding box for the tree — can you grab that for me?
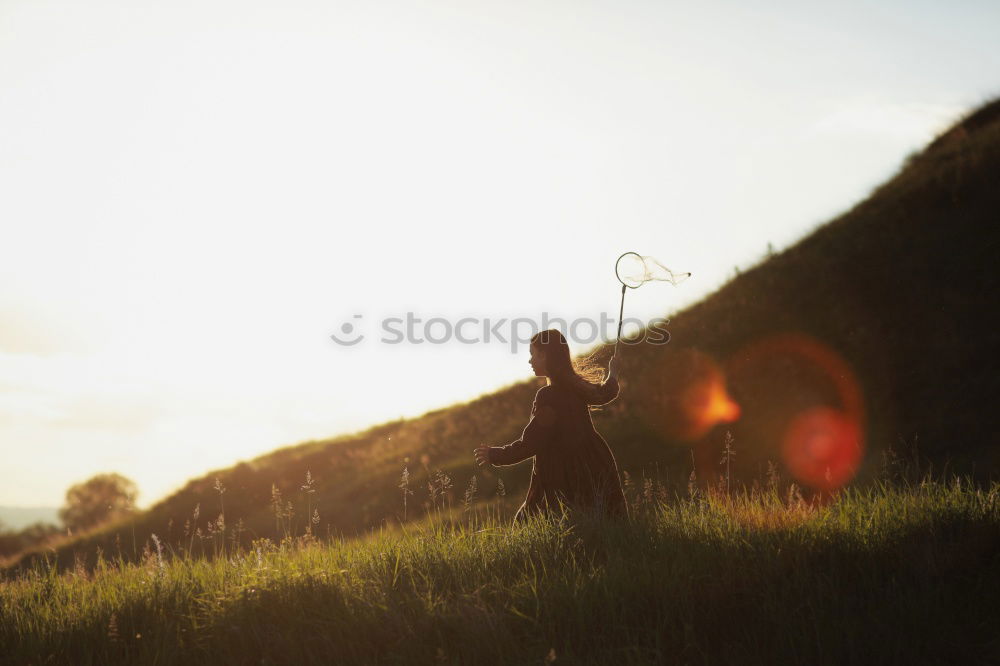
[59,473,138,531]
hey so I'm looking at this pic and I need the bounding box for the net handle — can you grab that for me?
[614,282,627,357]
[613,251,642,357]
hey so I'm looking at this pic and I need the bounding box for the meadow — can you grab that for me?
[3,472,998,665]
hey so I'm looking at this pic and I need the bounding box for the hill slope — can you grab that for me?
[10,99,1000,570]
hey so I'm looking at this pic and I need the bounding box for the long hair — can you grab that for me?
[531,329,608,402]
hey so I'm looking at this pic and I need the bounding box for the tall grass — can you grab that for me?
[2,477,998,665]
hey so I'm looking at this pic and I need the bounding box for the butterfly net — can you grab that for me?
[616,252,691,289]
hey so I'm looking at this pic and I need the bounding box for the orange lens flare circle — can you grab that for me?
[681,371,741,440]
[729,333,865,491]
[782,407,862,492]
[648,349,740,441]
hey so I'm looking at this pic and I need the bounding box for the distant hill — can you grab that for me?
[0,507,59,531]
[9,98,1000,572]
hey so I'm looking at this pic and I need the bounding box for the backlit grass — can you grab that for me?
[2,477,998,665]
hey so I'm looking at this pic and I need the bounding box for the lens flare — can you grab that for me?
[782,407,862,492]
[682,371,741,440]
[728,333,865,491]
[644,349,740,441]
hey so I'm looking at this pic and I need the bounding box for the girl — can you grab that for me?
[474,329,628,522]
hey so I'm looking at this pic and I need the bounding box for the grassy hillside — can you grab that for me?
[8,99,1000,572]
[3,480,998,664]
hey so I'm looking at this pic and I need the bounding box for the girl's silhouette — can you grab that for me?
[474,329,628,522]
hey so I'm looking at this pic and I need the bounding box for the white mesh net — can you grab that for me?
[616,252,691,289]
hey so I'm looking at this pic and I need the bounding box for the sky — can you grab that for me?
[1,0,998,509]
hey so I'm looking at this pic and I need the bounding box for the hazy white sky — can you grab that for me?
[1,0,997,508]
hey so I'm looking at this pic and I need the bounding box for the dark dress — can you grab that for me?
[488,377,628,522]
